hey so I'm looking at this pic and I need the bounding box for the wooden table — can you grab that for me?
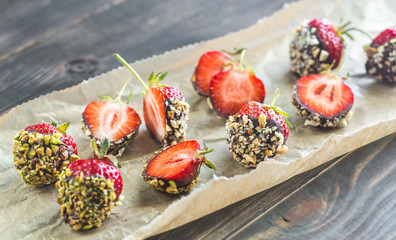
[1,0,395,239]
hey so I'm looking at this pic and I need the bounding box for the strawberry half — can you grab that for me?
[82,81,141,156]
[226,91,290,168]
[142,140,215,194]
[365,27,396,83]
[56,139,123,230]
[191,50,233,97]
[290,18,359,76]
[292,71,354,127]
[209,49,265,117]
[115,54,189,147]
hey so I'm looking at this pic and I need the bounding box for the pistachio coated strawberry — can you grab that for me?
[142,140,215,194]
[56,139,123,231]
[13,121,79,186]
[114,54,189,147]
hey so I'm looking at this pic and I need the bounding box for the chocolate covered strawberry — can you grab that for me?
[115,54,189,147]
[56,140,123,231]
[190,50,238,97]
[209,49,265,117]
[226,91,290,168]
[364,27,396,83]
[142,140,215,194]
[13,121,79,186]
[290,18,359,76]
[82,81,141,156]
[292,63,354,127]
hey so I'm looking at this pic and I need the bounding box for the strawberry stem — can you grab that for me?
[237,48,247,71]
[270,88,280,106]
[333,52,344,76]
[114,54,149,91]
[197,148,213,155]
[114,81,130,103]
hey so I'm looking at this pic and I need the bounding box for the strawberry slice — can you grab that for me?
[115,54,189,147]
[83,101,141,142]
[295,73,354,117]
[209,65,265,117]
[373,27,396,46]
[143,87,166,142]
[143,140,215,194]
[191,51,232,97]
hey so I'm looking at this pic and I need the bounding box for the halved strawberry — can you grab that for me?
[292,72,354,127]
[115,54,189,147]
[191,50,232,97]
[142,140,215,194]
[209,51,265,117]
[372,27,396,46]
[82,82,141,156]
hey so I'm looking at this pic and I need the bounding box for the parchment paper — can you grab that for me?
[1,0,396,239]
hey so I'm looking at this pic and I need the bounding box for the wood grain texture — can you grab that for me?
[151,134,396,240]
[0,0,291,114]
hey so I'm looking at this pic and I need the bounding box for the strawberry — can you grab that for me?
[208,49,265,117]
[13,121,79,186]
[292,63,354,127]
[56,140,123,231]
[190,50,233,97]
[290,18,359,76]
[82,81,141,156]
[115,54,189,147]
[142,140,215,194]
[226,91,290,168]
[364,27,396,83]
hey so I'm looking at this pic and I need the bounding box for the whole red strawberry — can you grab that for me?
[208,49,266,117]
[56,140,123,231]
[142,140,215,194]
[290,18,356,76]
[292,65,354,127]
[364,27,396,83]
[82,81,141,156]
[13,121,79,186]
[115,54,189,147]
[226,91,290,168]
[190,50,235,97]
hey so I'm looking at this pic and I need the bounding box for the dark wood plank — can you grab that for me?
[0,0,112,59]
[149,134,396,239]
[230,134,396,240]
[0,0,292,115]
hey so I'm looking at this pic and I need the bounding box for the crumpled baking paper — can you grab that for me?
[0,0,395,239]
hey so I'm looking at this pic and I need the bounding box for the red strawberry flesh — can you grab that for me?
[145,140,201,182]
[373,27,396,46]
[193,51,231,96]
[308,18,343,69]
[83,101,141,142]
[67,158,123,197]
[209,67,265,117]
[296,74,354,117]
[143,87,166,142]
[161,86,184,100]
